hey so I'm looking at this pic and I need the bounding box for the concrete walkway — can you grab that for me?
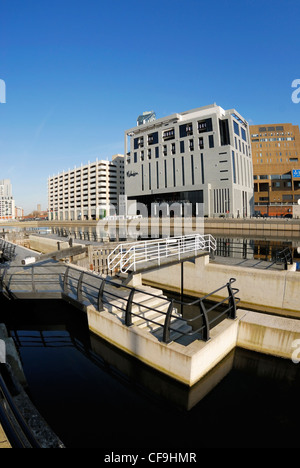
[211,255,285,270]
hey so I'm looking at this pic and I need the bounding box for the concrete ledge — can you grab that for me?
[237,311,300,360]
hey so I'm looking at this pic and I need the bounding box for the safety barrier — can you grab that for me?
[0,263,239,345]
[107,234,217,273]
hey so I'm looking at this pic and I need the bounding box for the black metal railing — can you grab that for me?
[1,263,240,345]
[0,363,41,448]
[275,247,293,270]
[0,239,16,262]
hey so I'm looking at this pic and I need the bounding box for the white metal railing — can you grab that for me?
[107,234,216,273]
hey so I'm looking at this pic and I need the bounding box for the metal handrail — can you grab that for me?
[0,262,239,345]
[275,247,293,270]
[0,364,41,448]
[107,234,217,273]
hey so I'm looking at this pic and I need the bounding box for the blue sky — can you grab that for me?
[1,0,300,213]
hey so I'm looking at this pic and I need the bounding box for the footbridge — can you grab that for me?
[107,234,216,274]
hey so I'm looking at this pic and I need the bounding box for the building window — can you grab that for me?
[199,137,204,150]
[241,127,247,142]
[182,156,185,186]
[171,143,176,155]
[173,159,176,187]
[148,149,151,160]
[232,151,236,184]
[191,154,195,185]
[148,132,158,145]
[179,122,193,138]
[155,147,159,158]
[200,153,205,184]
[134,152,137,163]
[209,135,214,148]
[198,118,212,133]
[180,141,185,153]
[163,128,175,140]
[163,145,167,156]
[164,160,167,188]
[233,120,239,136]
[189,139,194,151]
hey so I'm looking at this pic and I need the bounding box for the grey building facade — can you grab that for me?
[124,104,254,218]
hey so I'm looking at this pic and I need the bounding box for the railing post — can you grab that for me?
[125,289,135,326]
[227,278,237,319]
[31,266,36,293]
[97,278,106,311]
[199,300,210,341]
[63,267,70,295]
[163,300,174,344]
[77,271,84,302]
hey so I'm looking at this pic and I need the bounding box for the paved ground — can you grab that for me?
[211,255,285,270]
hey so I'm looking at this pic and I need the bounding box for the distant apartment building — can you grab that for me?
[15,206,24,219]
[0,179,15,220]
[250,123,300,216]
[48,154,124,221]
[124,104,254,218]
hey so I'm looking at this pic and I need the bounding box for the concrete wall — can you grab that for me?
[28,235,74,254]
[237,311,300,360]
[142,255,300,317]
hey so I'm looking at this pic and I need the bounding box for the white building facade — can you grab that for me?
[0,179,15,220]
[48,154,124,221]
[124,104,254,218]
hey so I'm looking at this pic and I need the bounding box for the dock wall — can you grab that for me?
[142,256,300,317]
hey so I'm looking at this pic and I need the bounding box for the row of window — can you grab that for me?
[140,155,205,192]
[252,137,295,142]
[255,157,298,164]
[134,118,213,150]
[129,136,215,164]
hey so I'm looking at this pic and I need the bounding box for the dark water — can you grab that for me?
[1,297,300,449]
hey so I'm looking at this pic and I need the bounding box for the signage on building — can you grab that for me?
[127,171,138,177]
[293,169,300,178]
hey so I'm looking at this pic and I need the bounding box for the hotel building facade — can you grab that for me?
[124,104,254,218]
[250,123,300,216]
[48,154,124,221]
[0,179,15,220]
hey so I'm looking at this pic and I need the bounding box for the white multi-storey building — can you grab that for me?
[124,104,254,218]
[0,179,15,220]
[48,154,124,221]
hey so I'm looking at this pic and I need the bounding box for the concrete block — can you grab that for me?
[237,311,300,360]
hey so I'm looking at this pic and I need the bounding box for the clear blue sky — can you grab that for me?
[1,0,300,214]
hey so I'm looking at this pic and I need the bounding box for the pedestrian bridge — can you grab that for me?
[107,233,216,274]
